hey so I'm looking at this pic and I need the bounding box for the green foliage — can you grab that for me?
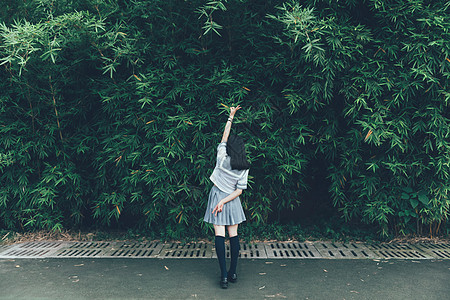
[0,0,449,238]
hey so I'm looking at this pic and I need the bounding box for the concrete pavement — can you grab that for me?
[1,258,449,299]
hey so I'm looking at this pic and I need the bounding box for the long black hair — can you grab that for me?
[226,134,250,170]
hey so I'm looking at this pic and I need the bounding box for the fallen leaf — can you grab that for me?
[364,129,372,141]
[15,265,20,268]
[323,269,328,272]
[259,286,266,290]
[164,266,169,270]
[2,232,10,240]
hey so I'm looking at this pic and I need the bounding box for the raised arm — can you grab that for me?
[221,105,241,143]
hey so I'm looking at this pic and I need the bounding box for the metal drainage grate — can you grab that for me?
[213,243,267,259]
[366,243,415,251]
[314,243,376,259]
[314,242,363,250]
[265,242,321,259]
[0,244,12,254]
[109,242,163,258]
[428,250,450,259]
[0,241,67,258]
[68,242,111,249]
[17,241,66,249]
[414,243,450,251]
[2,247,53,258]
[319,249,375,259]
[54,242,111,258]
[374,250,431,259]
[160,242,213,258]
[236,243,267,259]
[56,248,104,257]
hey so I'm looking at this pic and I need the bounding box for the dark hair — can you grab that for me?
[226,134,250,170]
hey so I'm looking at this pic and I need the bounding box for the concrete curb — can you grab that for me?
[1,240,449,259]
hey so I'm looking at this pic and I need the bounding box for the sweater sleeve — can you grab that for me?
[236,169,249,190]
[217,142,227,162]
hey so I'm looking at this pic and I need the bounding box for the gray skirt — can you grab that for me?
[203,186,246,226]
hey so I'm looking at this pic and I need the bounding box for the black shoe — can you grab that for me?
[227,273,237,283]
[220,277,228,289]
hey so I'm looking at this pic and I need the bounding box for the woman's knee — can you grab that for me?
[214,225,226,237]
[227,224,238,237]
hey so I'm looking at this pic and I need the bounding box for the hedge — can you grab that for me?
[0,0,449,237]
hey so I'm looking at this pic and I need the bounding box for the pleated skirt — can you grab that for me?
[203,185,246,226]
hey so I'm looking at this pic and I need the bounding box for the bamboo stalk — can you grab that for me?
[49,75,63,142]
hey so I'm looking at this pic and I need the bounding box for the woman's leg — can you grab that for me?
[214,225,226,237]
[227,224,240,280]
[227,224,238,237]
[214,225,228,285]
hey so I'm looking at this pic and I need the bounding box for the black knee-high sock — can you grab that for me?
[229,235,240,275]
[215,236,227,278]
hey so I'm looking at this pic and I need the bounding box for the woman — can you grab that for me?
[204,105,250,289]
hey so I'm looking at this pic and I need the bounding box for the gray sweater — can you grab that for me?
[209,142,249,194]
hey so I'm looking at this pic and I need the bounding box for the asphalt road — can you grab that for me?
[1,258,449,299]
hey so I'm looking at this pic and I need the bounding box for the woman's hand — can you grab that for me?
[212,200,225,217]
[229,105,241,117]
